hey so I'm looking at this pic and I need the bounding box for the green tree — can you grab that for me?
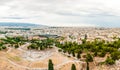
[82,39,86,44]
[86,53,93,62]
[14,44,19,48]
[98,51,106,57]
[86,61,89,70]
[71,64,76,70]
[77,52,81,59]
[105,56,115,65]
[85,34,87,40]
[48,59,54,70]
[0,47,2,50]
[111,51,120,60]
[72,51,75,57]
[94,51,97,56]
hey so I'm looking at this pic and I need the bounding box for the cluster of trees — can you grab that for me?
[2,36,26,44]
[27,38,55,50]
[56,41,82,59]
[56,38,120,65]
[0,36,56,51]
[0,36,26,50]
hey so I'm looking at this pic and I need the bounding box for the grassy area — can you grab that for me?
[9,56,21,61]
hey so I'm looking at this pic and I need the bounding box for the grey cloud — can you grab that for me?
[0,0,14,5]
[54,9,116,17]
[0,0,119,17]
[2,0,114,17]
[1,17,27,19]
[0,0,120,27]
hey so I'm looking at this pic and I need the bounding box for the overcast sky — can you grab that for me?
[0,0,120,27]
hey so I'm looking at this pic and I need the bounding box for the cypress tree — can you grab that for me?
[72,51,75,57]
[48,59,54,70]
[86,61,89,70]
[77,52,81,59]
[71,64,76,70]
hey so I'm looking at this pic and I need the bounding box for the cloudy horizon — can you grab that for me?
[0,0,120,27]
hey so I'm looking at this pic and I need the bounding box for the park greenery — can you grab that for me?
[27,38,55,50]
[0,36,26,49]
[56,38,120,65]
[0,35,56,51]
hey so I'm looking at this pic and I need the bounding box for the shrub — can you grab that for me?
[105,57,115,65]
[86,53,93,62]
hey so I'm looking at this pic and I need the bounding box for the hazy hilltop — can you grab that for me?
[0,22,46,27]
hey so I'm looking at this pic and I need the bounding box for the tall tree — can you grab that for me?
[86,61,89,70]
[77,52,81,59]
[85,34,87,40]
[48,59,54,70]
[71,64,76,70]
[72,51,75,57]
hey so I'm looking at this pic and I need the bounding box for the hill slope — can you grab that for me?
[0,22,45,27]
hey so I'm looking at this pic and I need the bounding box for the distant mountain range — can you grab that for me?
[0,22,46,27]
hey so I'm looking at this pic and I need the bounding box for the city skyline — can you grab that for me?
[0,0,120,27]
